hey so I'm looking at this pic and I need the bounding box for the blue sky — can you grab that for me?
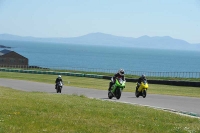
[0,0,200,43]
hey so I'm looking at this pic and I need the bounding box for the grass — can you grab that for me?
[0,87,200,133]
[1,71,200,98]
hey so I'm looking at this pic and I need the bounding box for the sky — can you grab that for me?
[0,0,200,43]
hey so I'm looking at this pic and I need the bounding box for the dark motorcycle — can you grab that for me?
[56,81,63,93]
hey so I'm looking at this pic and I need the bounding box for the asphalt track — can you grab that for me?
[1,78,200,117]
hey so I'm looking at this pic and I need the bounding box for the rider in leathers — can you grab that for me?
[108,69,125,91]
[136,74,147,91]
[55,75,63,89]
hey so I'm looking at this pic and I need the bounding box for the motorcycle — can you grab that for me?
[56,81,63,93]
[135,79,148,98]
[108,77,126,99]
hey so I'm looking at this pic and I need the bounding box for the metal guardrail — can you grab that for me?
[0,68,104,79]
[0,65,200,78]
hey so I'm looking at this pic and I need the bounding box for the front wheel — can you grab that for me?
[108,91,113,99]
[116,88,121,99]
[135,88,139,98]
[59,87,62,93]
[142,89,147,98]
[57,87,62,93]
[135,91,139,98]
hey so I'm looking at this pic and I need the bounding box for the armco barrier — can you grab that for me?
[60,72,71,76]
[73,73,85,77]
[0,68,6,71]
[102,76,200,87]
[0,68,200,87]
[96,75,104,79]
[17,69,23,73]
[46,71,54,74]
[85,74,97,78]
[146,79,200,87]
[102,76,111,80]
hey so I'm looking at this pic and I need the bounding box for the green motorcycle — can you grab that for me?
[108,77,126,99]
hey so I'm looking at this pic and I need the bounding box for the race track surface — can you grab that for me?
[1,78,200,117]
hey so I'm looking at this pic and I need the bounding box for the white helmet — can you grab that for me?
[58,75,61,78]
[118,69,124,76]
[141,74,146,79]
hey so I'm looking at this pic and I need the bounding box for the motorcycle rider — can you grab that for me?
[108,69,125,91]
[136,74,147,91]
[55,75,63,89]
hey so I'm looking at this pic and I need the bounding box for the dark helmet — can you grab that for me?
[141,74,146,79]
[118,69,124,76]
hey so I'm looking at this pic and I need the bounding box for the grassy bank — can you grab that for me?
[0,87,200,133]
[1,71,200,98]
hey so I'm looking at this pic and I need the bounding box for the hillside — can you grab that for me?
[0,33,199,51]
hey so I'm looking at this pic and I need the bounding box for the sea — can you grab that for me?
[0,40,200,74]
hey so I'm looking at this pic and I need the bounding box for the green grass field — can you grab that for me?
[0,87,200,133]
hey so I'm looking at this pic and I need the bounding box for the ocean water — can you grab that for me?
[0,40,200,73]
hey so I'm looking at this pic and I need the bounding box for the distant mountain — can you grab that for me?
[0,44,11,48]
[0,33,200,51]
